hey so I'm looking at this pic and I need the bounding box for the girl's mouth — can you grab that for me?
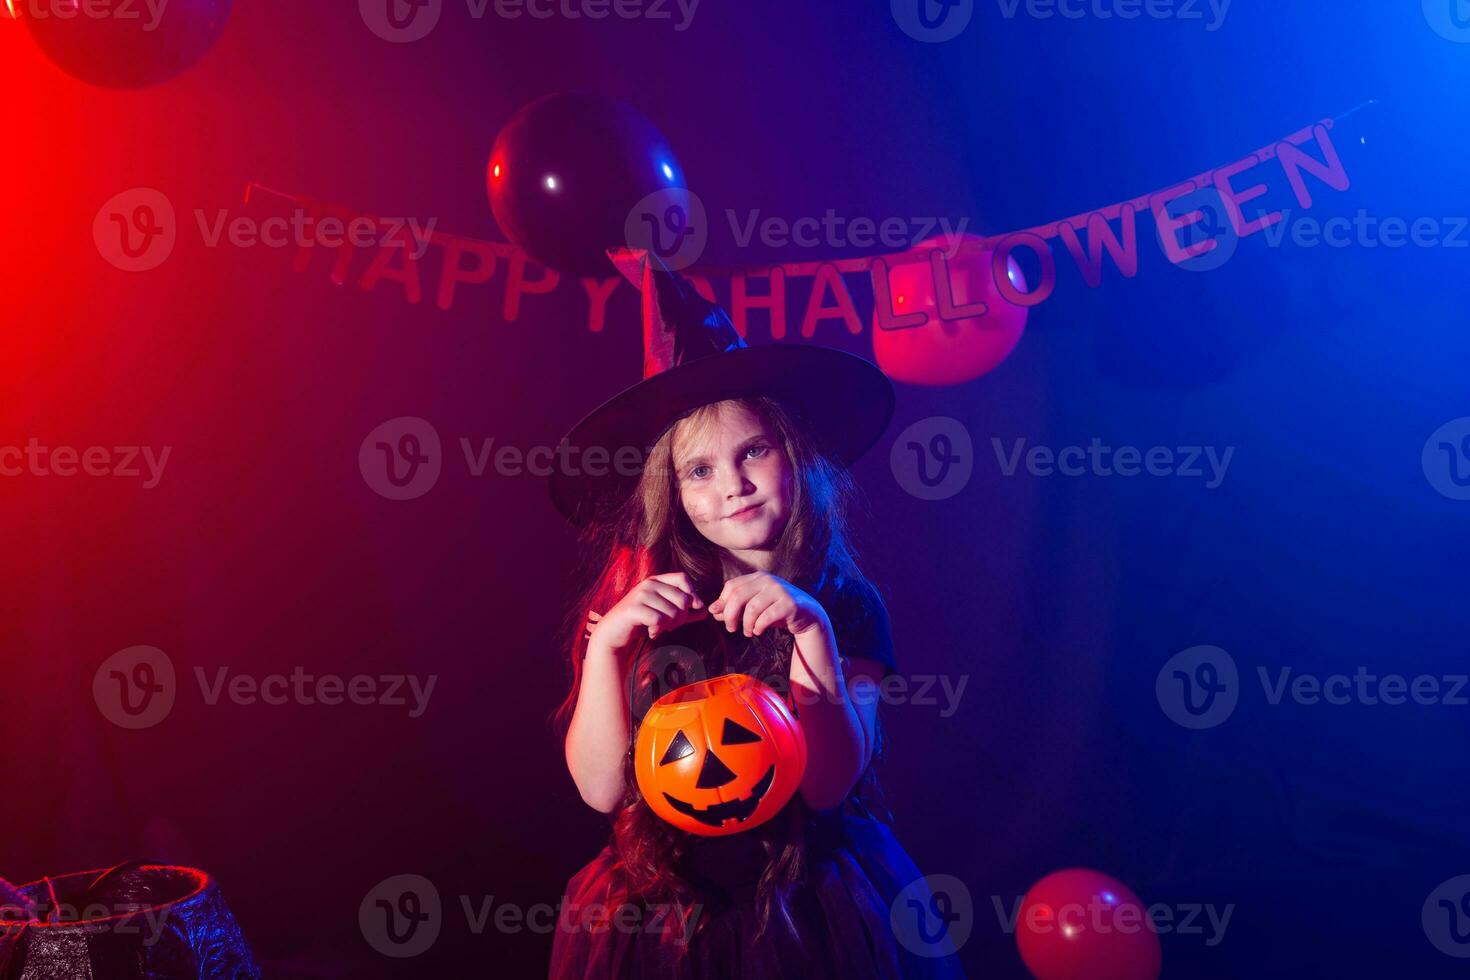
[728,503,762,522]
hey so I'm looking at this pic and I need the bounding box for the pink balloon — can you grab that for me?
[871,234,1027,387]
[1016,869,1162,980]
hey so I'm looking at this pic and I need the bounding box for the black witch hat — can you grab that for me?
[548,250,895,527]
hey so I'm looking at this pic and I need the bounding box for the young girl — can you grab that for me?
[546,258,967,979]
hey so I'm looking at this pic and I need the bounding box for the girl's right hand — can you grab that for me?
[587,572,709,651]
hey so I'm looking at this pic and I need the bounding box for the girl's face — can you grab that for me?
[672,401,793,568]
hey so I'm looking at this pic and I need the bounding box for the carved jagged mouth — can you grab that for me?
[664,766,776,828]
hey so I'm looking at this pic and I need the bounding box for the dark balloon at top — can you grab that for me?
[488,92,689,278]
[19,0,232,89]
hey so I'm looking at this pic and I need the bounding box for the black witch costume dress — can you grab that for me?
[546,252,968,979]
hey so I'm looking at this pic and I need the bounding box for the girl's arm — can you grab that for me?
[789,622,880,810]
[565,573,710,814]
[565,635,633,814]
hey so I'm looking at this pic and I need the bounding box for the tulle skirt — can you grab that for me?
[548,813,968,979]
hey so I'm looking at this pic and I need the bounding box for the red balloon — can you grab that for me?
[871,234,1027,387]
[1015,869,1162,980]
[488,92,688,277]
[19,0,231,89]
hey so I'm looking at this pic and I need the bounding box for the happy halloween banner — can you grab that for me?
[243,112,1353,338]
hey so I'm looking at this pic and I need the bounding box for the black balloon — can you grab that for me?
[20,0,231,89]
[488,92,689,277]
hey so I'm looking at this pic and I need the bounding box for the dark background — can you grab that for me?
[4,1,1469,976]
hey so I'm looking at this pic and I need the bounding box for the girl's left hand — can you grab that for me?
[709,572,829,638]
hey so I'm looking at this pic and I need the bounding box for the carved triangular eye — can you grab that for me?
[721,719,761,744]
[659,730,696,765]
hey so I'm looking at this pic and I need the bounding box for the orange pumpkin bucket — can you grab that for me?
[634,673,807,837]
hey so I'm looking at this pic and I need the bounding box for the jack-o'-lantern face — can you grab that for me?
[634,673,806,837]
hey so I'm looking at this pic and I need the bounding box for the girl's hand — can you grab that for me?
[708,572,829,639]
[587,572,709,651]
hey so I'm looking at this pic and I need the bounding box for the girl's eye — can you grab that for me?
[686,446,768,480]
